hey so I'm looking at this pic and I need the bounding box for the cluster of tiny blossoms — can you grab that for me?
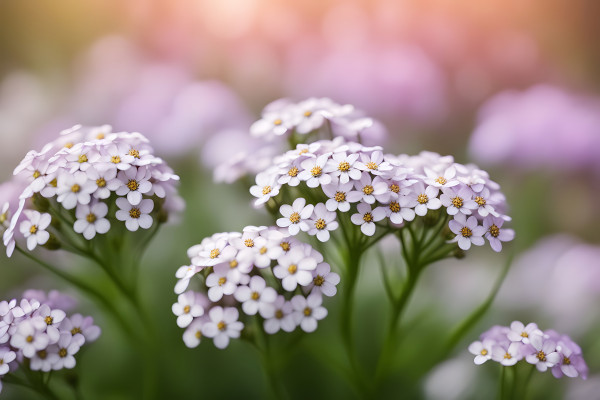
[0,290,100,393]
[1,125,183,256]
[250,97,381,143]
[250,138,514,252]
[173,226,339,349]
[469,321,587,379]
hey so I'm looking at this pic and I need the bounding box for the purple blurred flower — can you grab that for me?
[469,85,600,173]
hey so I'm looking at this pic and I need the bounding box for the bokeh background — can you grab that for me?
[1,0,600,399]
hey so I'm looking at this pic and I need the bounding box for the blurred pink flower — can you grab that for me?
[469,85,600,173]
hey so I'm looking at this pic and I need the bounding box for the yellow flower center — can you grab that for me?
[129,208,141,219]
[33,170,41,179]
[45,316,53,325]
[64,142,74,149]
[0,212,6,224]
[30,225,38,234]
[365,161,378,170]
[489,224,500,238]
[313,275,324,286]
[96,133,105,139]
[363,185,374,195]
[273,119,283,126]
[288,167,299,177]
[71,184,81,193]
[289,212,301,224]
[262,186,272,195]
[504,352,512,360]
[315,218,326,230]
[210,249,220,259]
[334,192,346,202]
[451,197,463,208]
[251,292,260,300]
[537,351,546,362]
[183,305,191,314]
[563,356,571,365]
[460,227,472,238]
[127,179,139,191]
[96,178,106,187]
[195,330,202,339]
[303,307,312,316]
[363,213,373,223]
[111,155,121,164]
[303,110,312,117]
[480,349,488,356]
[389,202,400,213]
[217,321,227,331]
[78,154,88,163]
[71,327,82,335]
[417,194,428,204]
[280,242,291,252]
[390,184,400,193]
[288,264,297,274]
[275,310,284,319]
[299,149,309,155]
[435,176,447,185]
[218,277,227,286]
[229,260,238,268]
[474,196,486,206]
[49,178,57,187]
[311,166,322,177]
[26,335,34,343]
[338,161,350,172]
[37,350,47,359]
[128,149,140,158]
[259,247,268,255]
[244,239,254,247]
[521,332,528,338]
[86,213,96,223]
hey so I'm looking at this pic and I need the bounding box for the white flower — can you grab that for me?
[483,216,515,252]
[291,294,327,333]
[19,210,51,251]
[491,342,522,366]
[326,151,361,184]
[10,317,49,358]
[174,265,201,294]
[250,110,293,139]
[350,202,385,236]
[205,264,241,302]
[33,304,66,343]
[234,276,277,316]
[183,319,205,348]
[351,173,388,205]
[424,166,459,188]
[262,295,296,334]
[322,181,362,212]
[273,247,317,291]
[56,171,96,209]
[306,203,338,242]
[472,188,499,217]
[172,291,206,328]
[50,332,81,370]
[355,150,393,176]
[468,339,494,365]
[191,238,236,267]
[277,159,303,187]
[30,346,58,372]
[298,153,333,188]
[525,335,560,372]
[507,321,542,344]
[74,202,110,240]
[115,166,153,206]
[115,197,154,231]
[276,198,314,235]
[202,307,244,349]
[306,263,340,297]
[440,186,477,216]
[250,172,280,206]
[404,183,441,217]
[59,314,101,343]
[86,166,118,199]
[0,347,16,376]
[448,214,486,251]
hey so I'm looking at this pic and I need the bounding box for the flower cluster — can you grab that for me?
[0,290,101,393]
[1,125,183,256]
[250,97,385,144]
[173,226,339,349]
[250,138,514,252]
[468,321,587,379]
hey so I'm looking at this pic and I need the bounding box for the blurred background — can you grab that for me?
[1,0,599,399]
